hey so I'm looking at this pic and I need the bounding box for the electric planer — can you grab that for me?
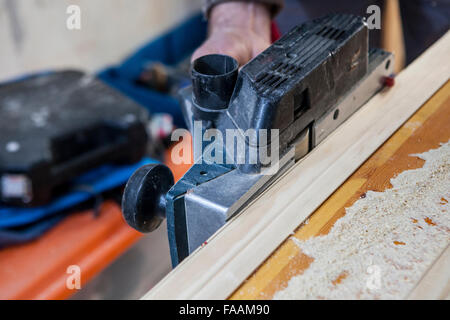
[122,14,395,266]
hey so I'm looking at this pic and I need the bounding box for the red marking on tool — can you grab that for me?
[271,22,281,42]
[383,75,395,88]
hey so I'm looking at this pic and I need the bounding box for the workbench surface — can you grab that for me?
[231,81,450,299]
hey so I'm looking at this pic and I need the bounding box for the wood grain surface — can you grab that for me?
[231,81,450,299]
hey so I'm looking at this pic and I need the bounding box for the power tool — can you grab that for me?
[122,14,395,267]
[0,71,149,207]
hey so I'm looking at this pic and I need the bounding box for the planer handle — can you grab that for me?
[121,164,174,233]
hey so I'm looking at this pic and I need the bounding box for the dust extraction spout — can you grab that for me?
[191,54,238,111]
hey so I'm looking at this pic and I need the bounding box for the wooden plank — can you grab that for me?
[407,245,450,300]
[143,31,450,300]
[232,79,450,299]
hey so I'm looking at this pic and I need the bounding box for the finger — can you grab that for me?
[191,39,248,66]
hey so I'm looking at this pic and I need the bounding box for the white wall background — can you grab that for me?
[0,0,202,81]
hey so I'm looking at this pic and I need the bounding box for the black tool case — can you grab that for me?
[0,70,149,207]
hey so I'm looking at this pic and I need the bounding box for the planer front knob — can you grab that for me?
[121,164,174,233]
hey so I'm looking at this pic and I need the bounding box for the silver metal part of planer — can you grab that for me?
[122,14,395,267]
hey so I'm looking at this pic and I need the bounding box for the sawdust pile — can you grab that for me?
[274,141,450,299]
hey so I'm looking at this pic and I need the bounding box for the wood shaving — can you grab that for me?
[274,141,450,299]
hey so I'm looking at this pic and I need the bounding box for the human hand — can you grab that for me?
[192,2,272,67]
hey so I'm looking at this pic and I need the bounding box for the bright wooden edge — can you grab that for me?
[407,245,450,300]
[143,31,450,300]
